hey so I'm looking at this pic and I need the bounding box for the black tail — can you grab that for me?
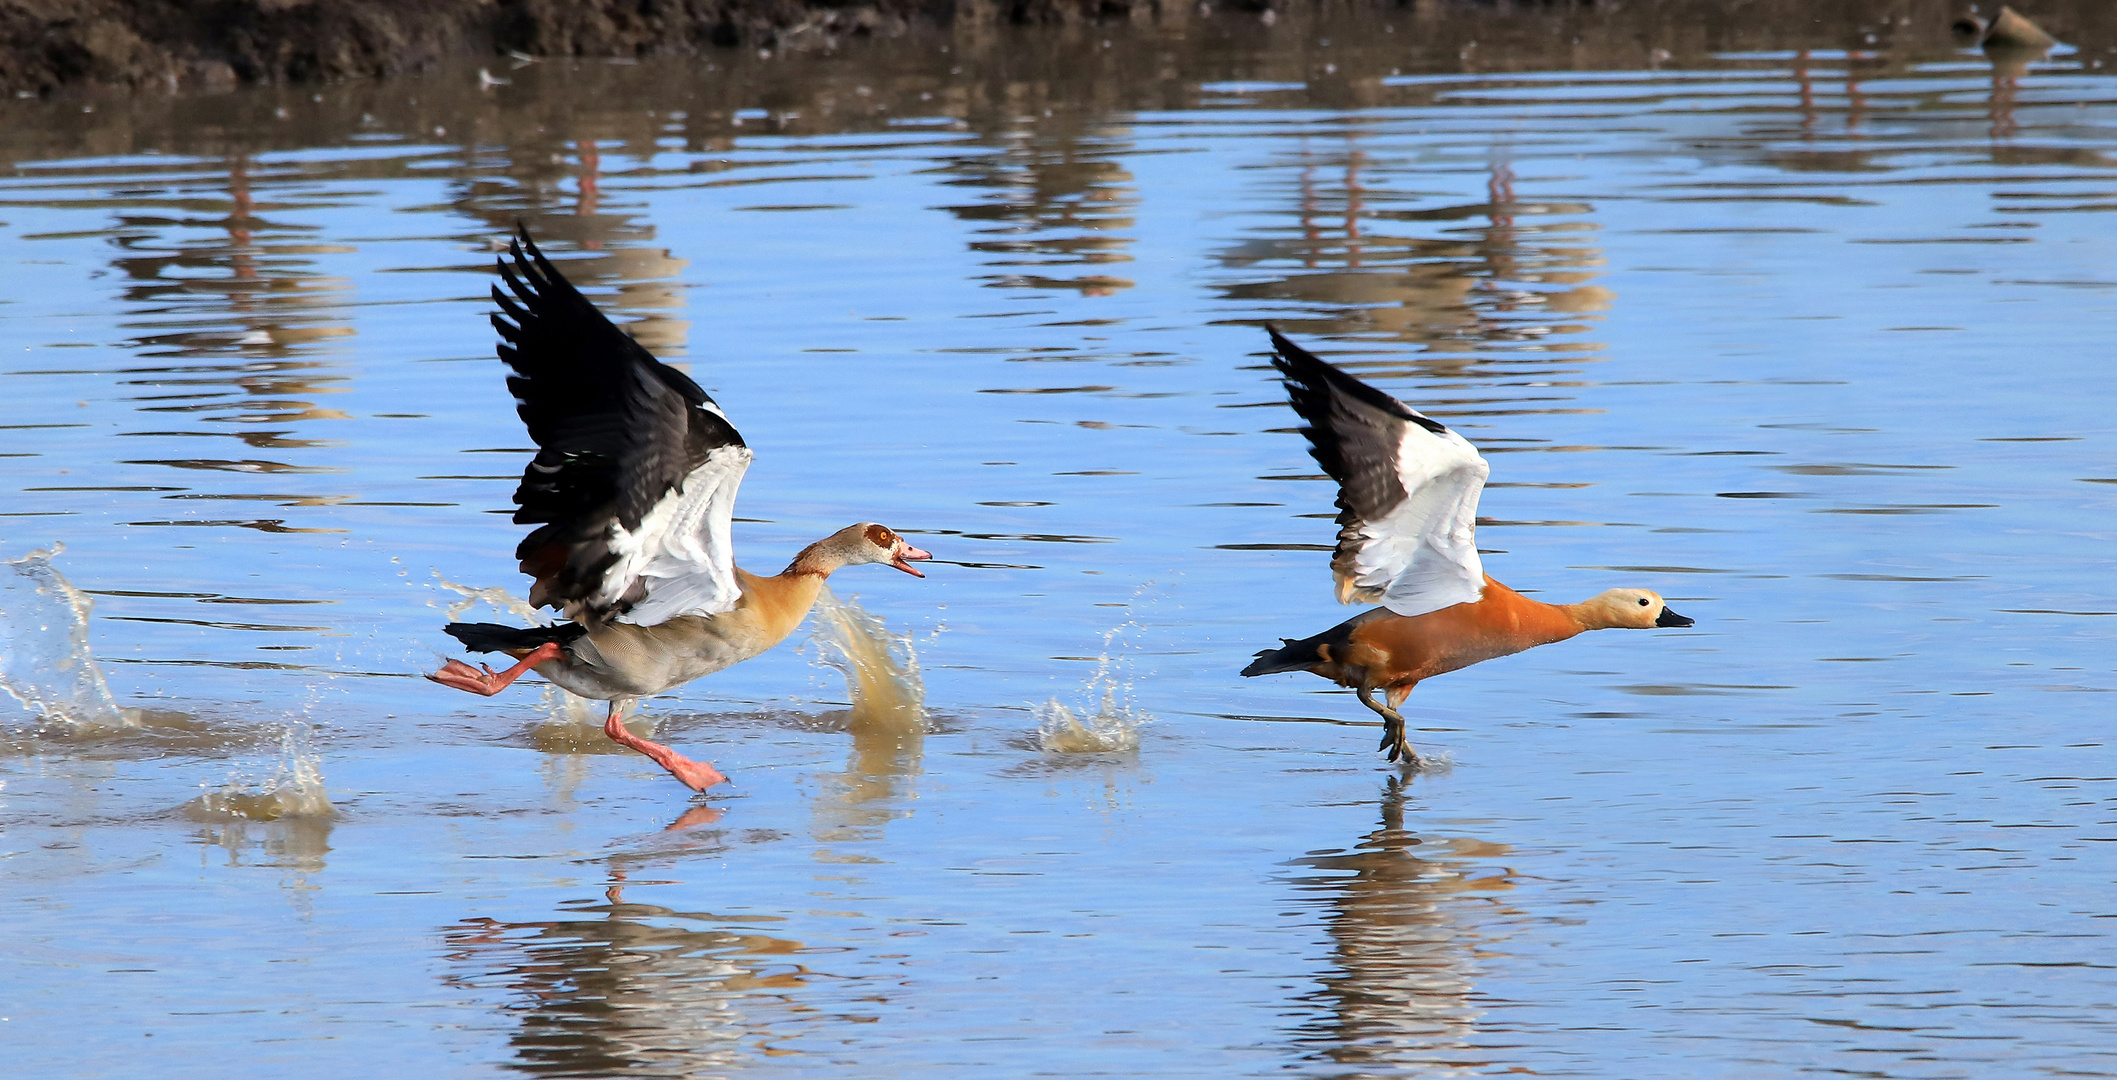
[1242,637,1322,677]
[443,621,585,654]
[1239,607,1390,677]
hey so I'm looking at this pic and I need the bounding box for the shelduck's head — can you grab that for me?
[849,523,933,578]
[1579,588,1693,630]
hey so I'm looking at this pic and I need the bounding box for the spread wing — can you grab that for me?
[491,226,753,628]
[1267,326,1489,618]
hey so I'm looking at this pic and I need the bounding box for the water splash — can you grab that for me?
[806,588,927,842]
[537,680,609,728]
[432,570,548,624]
[184,726,335,821]
[806,587,926,738]
[0,544,136,731]
[1035,620,1153,753]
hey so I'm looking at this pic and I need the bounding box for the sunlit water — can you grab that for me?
[3,8,2116,1075]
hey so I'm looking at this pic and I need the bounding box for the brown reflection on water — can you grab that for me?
[810,705,924,850]
[940,112,1139,295]
[444,877,822,1076]
[1985,42,2054,145]
[1284,779,1517,1069]
[81,152,361,497]
[3,0,2105,384]
[1221,138,1610,387]
[441,129,696,354]
[114,156,355,370]
[193,815,334,918]
[807,593,927,851]
[448,687,919,1076]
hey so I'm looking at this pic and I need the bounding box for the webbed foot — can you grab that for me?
[427,641,564,697]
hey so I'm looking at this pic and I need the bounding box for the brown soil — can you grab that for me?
[0,0,1195,95]
[1,0,2099,97]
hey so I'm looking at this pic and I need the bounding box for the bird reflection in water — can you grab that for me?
[1284,777,1518,1069]
[442,831,822,1077]
[441,593,925,1073]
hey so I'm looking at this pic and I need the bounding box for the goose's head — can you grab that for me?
[847,523,933,577]
[1579,588,1693,630]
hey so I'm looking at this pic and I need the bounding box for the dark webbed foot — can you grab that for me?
[1383,719,1422,769]
[1357,682,1423,768]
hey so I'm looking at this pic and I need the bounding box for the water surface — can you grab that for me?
[4,12,2116,1077]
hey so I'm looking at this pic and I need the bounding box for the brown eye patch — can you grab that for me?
[864,523,898,547]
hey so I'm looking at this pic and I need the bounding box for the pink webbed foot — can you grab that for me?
[658,754,730,793]
[427,641,564,697]
[603,709,729,792]
[428,658,506,696]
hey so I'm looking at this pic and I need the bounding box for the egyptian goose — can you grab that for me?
[1241,328,1692,767]
[428,228,931,791]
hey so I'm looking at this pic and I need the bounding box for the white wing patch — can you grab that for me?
[1347,425,1490,618]
[603,445,755,626]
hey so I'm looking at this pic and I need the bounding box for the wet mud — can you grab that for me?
[7,0,2112,97]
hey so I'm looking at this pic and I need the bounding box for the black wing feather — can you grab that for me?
[490,225,745,622]
[1266,325,1428,592]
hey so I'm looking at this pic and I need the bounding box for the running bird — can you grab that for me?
[429,228,932,792]
[1240,327,1692,767]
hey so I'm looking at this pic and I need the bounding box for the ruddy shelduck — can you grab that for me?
[1241,327,1692,766]
[429,228,931,792]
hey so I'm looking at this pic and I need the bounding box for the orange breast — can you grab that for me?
[1343,577,1585,687]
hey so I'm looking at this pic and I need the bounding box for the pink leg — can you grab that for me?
[427,641,565,696]
[603,704,728,792]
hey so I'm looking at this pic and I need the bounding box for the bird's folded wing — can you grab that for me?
[1268,326,1490,618]
[492,226,751,626]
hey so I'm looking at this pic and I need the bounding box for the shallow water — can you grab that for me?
[4,8,2117,1076]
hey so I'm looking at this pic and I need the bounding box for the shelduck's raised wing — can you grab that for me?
[1267,326,1489,618]
[491,226,752,628]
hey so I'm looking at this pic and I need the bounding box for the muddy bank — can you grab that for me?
[3,0,2107,97]
[14,0,1031,94]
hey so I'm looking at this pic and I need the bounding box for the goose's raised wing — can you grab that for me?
[1267,326,1489,618]
[492,227,752,628]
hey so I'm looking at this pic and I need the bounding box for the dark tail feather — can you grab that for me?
[443,621,585,655]
[1242,637,1321,677]
[1241,608,1388,677]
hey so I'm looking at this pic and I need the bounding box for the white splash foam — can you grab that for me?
[432,570,549,624]
[538,680,608,728]
[1034,692,1148,753]
[185,726,334,821]
[0,543,136,731]
[1035,620,1153,753]
[431,574,603,727]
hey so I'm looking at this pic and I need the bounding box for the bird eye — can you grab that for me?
[1638,598,1650,606]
